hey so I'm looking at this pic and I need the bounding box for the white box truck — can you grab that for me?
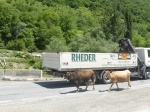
[42,38,150,84]
[42,52,137,71]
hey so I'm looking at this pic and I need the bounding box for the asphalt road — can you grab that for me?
[0,78,150,112]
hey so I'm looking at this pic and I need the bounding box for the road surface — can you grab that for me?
[0,78,150,112]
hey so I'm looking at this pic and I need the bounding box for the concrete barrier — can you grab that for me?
[0,69,42,81]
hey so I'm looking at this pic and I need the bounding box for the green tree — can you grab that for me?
[132,30,145,47]
[124,9,132,39]
[68,34,84,52]
[34,20,48,50]
[76,7,97,31]
[45,37,69,52]
[101,0,126,42]
[0,0,150,51]
[79,34,118,53]
[0,1,20,45]
[6,39,25,51]
[55,5,77,44]
[0,38,5,48]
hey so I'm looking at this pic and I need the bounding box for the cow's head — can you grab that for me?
[65,72,74,81]
[104,70,111,79]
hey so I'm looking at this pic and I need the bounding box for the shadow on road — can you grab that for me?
[60,89,89,94]
[34,80,94,94]
[99,88,126,92]
[34,77,142,90]
[60,87,126,94]
[34,80,76,89]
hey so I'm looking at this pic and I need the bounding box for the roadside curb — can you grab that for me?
[0,69,42,81]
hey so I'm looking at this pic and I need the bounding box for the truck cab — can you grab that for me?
[118,38,150,80]
[135,48,150,67]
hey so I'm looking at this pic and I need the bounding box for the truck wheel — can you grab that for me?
[144,69,150,79]
[101,71,111,84]
[94,71,101,83]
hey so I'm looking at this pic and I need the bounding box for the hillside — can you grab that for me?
[0,49,41,69]
[0,0,150,53]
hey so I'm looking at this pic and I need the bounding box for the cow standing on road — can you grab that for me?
[66,69,96,92]
[104,70,131,91]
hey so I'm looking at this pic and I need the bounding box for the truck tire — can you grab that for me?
[101,70,111,84]
[144,69,150,79]
[93,71,101,83]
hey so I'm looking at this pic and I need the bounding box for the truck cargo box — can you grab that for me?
[42,52,138,71]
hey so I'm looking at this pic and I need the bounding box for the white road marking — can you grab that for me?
[0,100,12,104]
[0,85,20,89]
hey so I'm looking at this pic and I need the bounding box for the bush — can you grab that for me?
[45,37,69,52]
[78,35,118,53]
[12,52,23,58]
[6,39,25,51]
[28,58,42,69]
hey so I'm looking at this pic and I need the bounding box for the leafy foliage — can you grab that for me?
[0,0,150,53]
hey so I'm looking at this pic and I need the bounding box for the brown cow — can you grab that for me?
[66,69,96,92]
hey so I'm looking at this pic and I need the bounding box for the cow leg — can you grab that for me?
[93,83,95,90]
[128,80,131,87]
[85,84,88,91]
[108,83,114,91]
[116,83,119,89]
[76,82,81,92]
[126,80,131,89]
[75,82,79,92]
[92,81,95,90]
[85,81,89,90]
[126,76,131,89]
[91,74,96,90]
